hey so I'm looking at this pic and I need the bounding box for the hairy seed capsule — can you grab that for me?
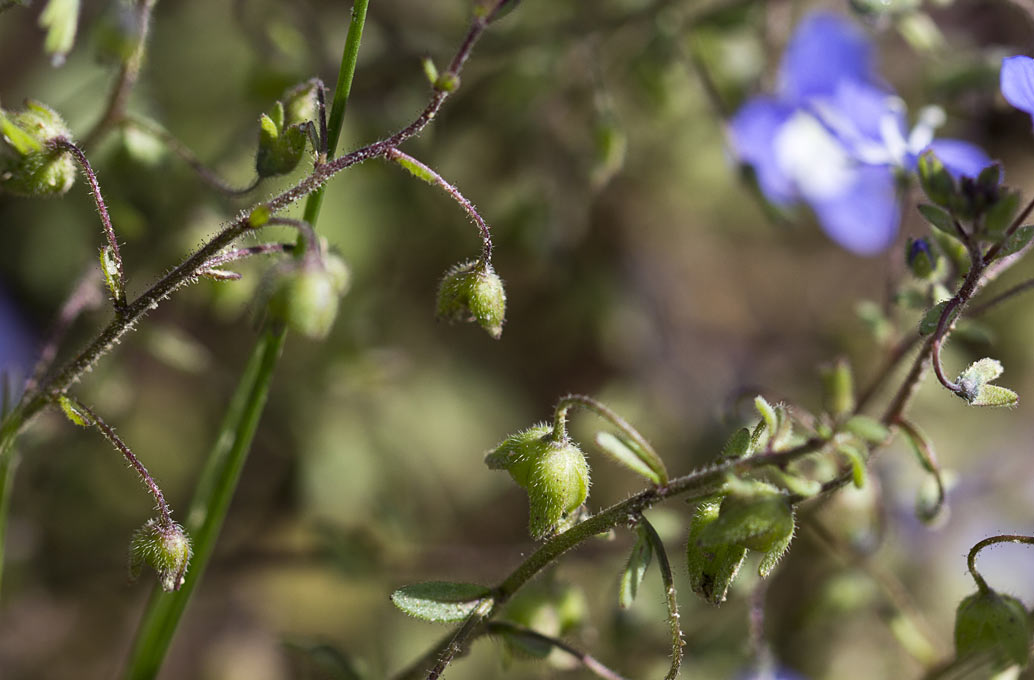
[0,100,76,197]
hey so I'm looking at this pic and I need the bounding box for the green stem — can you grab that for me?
[122,3,370,675]
[302,0,369,227]
[966,534,1034,595]
[640,518,683,680]
[0,432,18,598]
[122,328,285,679]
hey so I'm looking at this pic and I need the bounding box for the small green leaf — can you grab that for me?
[984,191,1021,236]
[917,203,955,235]
[391,152,437,185]
[248,205,271,228]
[843,415,890,444]
[930,229,971,275]
[495,626,552,659]
[761,466,821,498]
[99,246,123,304]
[757,517,795,579]
[0,112,43,155]
[390,582,493,623]
[594,431,661,485]
[421,57,439,87]
[719,427,751,460]
[754,396,777,433]
[999,225,1034,258]
[39,0,80,66]
[919,301,955,335]
[836,441,868,489]
[820,358,855,419]
[58,395,91,427]
[618,524,653,609]
[918,151,956,207]
[969,384,1019,408]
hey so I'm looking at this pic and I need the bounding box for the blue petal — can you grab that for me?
[924,139,993,179]
[810,166,900,255]
[1000,55,1034,119]
[779,12,879,101]
[729,96,798,205]
[0,286,35,385]
[808,78,898,158]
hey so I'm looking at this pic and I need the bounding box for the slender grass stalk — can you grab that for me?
[121,3,370,676]
[122,329,283,678]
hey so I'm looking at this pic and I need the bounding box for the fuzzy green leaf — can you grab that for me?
[917,203,955,235]
[969,384,1019,408]
[919,301,955,335]
[39,0,80,66]
[836,441,868,489]
[594,431,661,485]
[757,515,795,579]
[720,427,752,460]
[57,395,91,427]
[390,582,493,623]
[984,191,1020,236]
[843,415,889,444]
[1000,225,1034,257]
[618,524,653,609]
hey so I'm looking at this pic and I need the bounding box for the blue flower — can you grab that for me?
[0,285,35,388]
[730,12,991,255]
[1001,55,1034,122]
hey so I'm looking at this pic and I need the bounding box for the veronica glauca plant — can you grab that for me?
[4,2,1034,679]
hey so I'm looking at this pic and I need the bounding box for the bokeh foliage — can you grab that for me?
[2,0,1034,678]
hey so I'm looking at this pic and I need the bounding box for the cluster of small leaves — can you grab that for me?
[255,81,320,178]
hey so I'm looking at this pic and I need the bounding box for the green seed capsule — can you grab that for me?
[0,100,76,197]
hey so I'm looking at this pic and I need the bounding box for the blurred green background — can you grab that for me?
[2,0,1034,678]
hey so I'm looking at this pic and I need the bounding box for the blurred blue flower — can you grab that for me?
[730,12,991,255]
[0,285,35,391]
[1001,55,1034,122]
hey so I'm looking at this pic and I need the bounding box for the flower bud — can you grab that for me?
[917,151,955,209]
[486,425,589,540]
[906,238,937,279]
[267,257,350,340]
[255,101,308,178]
[954,589,1032,669]
[0,100,76,197]
[129,519,192,592]
[436,260,506,339]
[283,81,319,128]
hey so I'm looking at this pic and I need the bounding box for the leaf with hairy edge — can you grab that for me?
[758,514,795,579]
[595,431,661,484]
[917,203,955,235]
[618,524,653,609]
[390,582,493,623]
[1000,225,1034,257]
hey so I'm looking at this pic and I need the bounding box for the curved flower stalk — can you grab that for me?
[730,12,991,255]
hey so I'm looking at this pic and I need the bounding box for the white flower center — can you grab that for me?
[773,111,856,200]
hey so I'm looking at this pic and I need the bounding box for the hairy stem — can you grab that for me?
[25,268,104,392]
[120,115,260,195]
[552,394,668,484]
[82,0,159,149]
[966,534,1034,595]
[485,622,632,680]
[384,148,493,262]
[53,139,127,311]
[69,399,172,525]
[640,518,683,679]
